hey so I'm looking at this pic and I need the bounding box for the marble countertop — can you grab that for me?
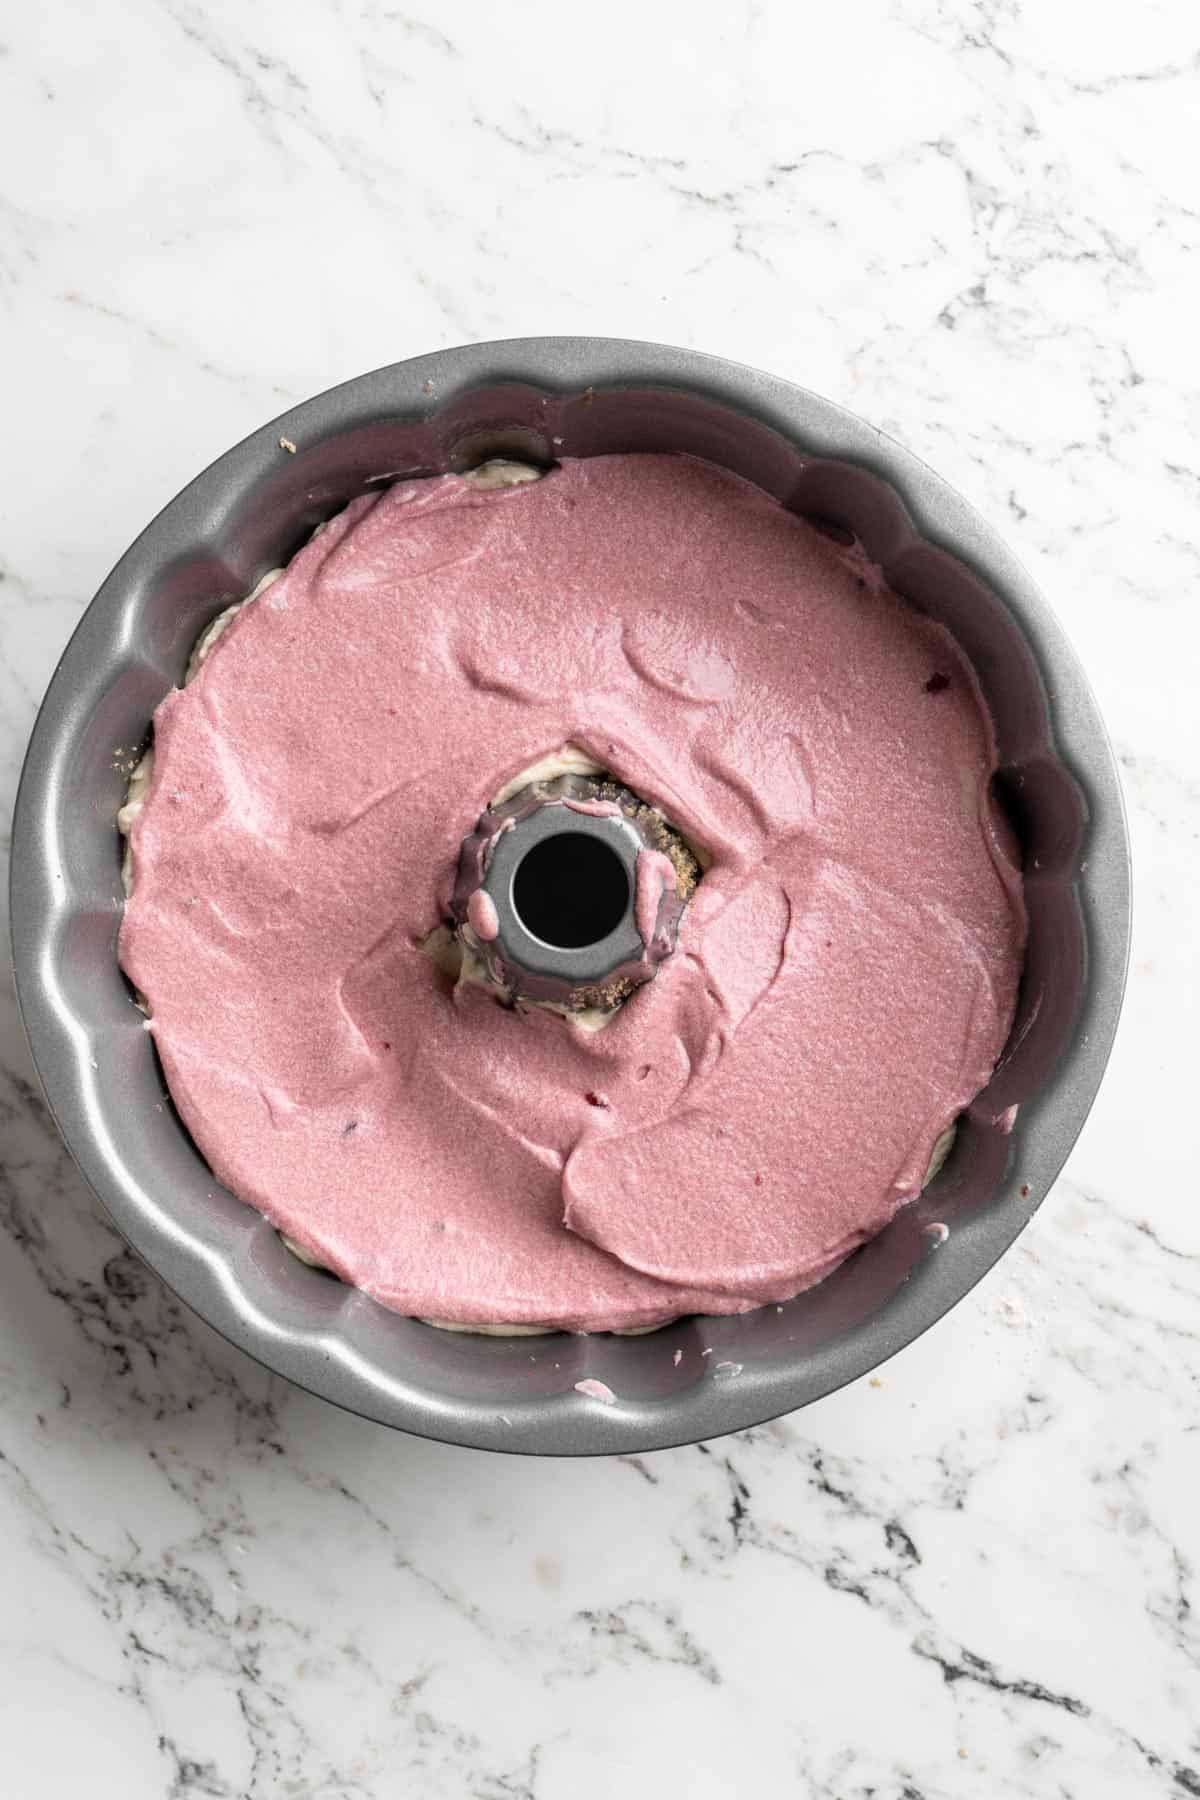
[2,2,1197,1795]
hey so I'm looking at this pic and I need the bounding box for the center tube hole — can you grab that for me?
[512,832,630,949]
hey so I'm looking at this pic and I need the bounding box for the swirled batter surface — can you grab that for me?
[119,456,1024,1331]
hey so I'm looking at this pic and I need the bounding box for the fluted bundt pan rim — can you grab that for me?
[9,338,1130,1454]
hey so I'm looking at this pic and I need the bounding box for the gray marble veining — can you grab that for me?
[1,1,1197,1794]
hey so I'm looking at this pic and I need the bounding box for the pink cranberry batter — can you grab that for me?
[119,456,1025,1331]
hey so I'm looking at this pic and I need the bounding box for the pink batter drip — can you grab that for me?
[467,889,500,942]
[635,850,678,952]
[573,1378,616,1404]
[563,797,621,817]
[120,456,1025,1331]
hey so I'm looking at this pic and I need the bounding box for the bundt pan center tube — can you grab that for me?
[9,338,1130,1454]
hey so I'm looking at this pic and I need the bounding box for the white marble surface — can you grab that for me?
[2,1,1198,1794]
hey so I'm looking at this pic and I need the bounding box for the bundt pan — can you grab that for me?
[9,339,1130,1454]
